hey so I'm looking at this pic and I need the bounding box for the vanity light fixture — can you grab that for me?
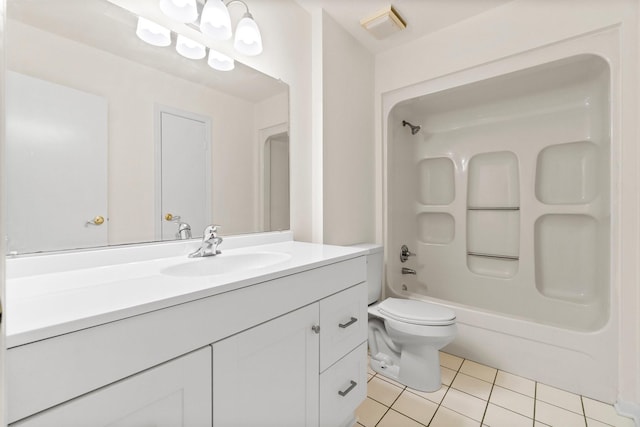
[199,0,263,56]
[207,48,235,71]
[176,34,207,59]
[159,0,198,23]
[136,17,172,47]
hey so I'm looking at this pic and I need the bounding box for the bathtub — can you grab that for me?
[382,31,619,403]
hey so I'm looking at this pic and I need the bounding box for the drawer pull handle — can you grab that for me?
[338,380,357,397]
[339,317,358,329]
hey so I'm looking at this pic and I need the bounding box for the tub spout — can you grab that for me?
[401,267,416,275]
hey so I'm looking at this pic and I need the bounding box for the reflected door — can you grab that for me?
[264,133,290,231]
[6,72,108,253]
[156,107,211,240]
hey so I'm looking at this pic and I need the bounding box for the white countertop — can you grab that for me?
[6,234,368,348]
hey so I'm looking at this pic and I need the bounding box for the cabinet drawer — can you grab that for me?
[320,282,368,371]
[320,342,368,427]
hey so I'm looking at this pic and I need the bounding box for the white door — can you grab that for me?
[12,347,212,427]
[6,71,108,253]
[212,304,320,427]
[156,107,211,240]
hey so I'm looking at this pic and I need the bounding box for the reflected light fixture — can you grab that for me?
[159,0,198,23]
[136,17,172,47]
[207,48,235,71]
[199,0,263,56]
[176,34,206,59]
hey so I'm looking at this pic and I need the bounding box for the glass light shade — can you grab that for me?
[136,17,171,47]
[207,49,235,71]
[200,0,232,40]
[233,13,263,56]
[176,34,206,59]
[159,0,198,23]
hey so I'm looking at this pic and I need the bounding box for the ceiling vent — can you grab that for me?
[360,5,407,40]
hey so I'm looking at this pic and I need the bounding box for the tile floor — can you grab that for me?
[356,352,635,427]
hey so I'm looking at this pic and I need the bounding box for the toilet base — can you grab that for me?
[370,347,443,392]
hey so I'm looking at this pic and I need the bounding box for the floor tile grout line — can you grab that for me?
[479,368,498,425]
[534,380,538,424]
[373,383,407,427]
[425,358,463,426]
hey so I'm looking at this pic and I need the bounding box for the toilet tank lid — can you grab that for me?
[348,243,383,254]
[378,298,456,326]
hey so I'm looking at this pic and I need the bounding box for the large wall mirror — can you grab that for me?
[6,0,290,254]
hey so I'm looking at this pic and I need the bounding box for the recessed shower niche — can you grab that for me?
[467,151,520,278]
[536,141,599,204]
[417,157,455,205]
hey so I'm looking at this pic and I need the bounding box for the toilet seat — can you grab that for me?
[377,298,456,326]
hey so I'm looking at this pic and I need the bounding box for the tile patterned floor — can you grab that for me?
[356,352,635,427]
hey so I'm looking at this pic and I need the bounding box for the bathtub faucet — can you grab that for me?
[189,225,223,258]
[401,267,416,275]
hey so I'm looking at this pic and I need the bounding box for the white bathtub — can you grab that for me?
[382,32,619,403]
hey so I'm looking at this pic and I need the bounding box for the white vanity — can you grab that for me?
[6,232,369,426]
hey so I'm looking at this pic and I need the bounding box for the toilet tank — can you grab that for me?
[350,244,384,304]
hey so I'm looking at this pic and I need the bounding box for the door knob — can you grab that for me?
[311,325,320,334]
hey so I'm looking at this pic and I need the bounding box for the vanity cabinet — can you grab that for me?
[7,252,368,427]
[212,282,368,427]
[11,347,212,427]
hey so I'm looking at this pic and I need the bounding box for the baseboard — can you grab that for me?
[615,400,640,426]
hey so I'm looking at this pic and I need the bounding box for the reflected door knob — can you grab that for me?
[86,215,105,226]
[165,213,181,222]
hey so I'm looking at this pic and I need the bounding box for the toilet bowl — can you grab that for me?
[351,244,457,392]
[368,298,456,392]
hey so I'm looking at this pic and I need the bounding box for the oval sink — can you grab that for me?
[161,252,292,277]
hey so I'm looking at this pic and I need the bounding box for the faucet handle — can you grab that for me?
[203,224,221,241]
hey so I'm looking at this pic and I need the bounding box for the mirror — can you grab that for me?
[5,0,290,254]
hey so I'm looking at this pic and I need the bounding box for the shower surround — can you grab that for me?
[383,33,618,403]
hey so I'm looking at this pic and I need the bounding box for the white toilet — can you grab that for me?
[355,244,457,392]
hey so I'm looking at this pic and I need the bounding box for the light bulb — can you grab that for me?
[233,12,262,56]
[200,0,232,40]
[176,34,206,59]
[207,49,235,71]
[159,0,198,23]
[136,17,171,47]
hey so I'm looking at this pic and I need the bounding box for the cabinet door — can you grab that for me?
[212,304,319,427]
[12,347,212,427]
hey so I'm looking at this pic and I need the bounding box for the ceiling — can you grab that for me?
[295,0,514,54]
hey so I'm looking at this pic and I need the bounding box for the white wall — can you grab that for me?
[320,11,375,245]
[374,0,639,411]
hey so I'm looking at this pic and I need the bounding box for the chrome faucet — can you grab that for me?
[401,267,416,275]
[176,222,192,240]
[189,225,223,258]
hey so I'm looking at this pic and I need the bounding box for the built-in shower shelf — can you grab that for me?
[467,252,519,260]
[467,207,520,211]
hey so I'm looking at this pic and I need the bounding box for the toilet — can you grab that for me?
[354,244,457,392]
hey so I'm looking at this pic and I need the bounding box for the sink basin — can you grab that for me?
[161,252,292,277]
